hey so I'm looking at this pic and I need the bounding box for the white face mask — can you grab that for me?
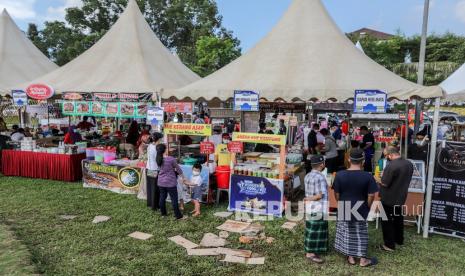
[193,171,200,176]
[223,140,229,144]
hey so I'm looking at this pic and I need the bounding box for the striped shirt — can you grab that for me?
[304,170,329,214]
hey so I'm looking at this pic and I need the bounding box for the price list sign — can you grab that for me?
[430,142,465,237]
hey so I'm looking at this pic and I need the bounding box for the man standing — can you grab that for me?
[304,155,329,264]
[360,126,375,172]
[308,123,320,155]
[378,146,414,252]
[320,128,338,173]
[334,148,378,267]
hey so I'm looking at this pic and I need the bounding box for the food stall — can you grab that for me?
[228,132,305,217]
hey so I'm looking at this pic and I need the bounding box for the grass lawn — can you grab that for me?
[0,224,36,275]
[0,176,465,275]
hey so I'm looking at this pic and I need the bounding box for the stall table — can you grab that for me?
[1,150,85,182]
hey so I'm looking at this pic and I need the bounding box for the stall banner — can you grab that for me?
[164,123,212,136]
[26,84,54,100]
[91,102,104,116]
[234,90,259,111]
[354,90,387,113]
[162,102,193,113]
[93,92,152,102]
[228,141,244,153]
[63,102,148,118]
[11,90,28,106]
[200,142,215,154]
[430,142,465,237]
[120,103,137,118]
[82,160,141,194]
[62,101,76,115]
[232,132,286,146]
[229,174,284,217]
[63,92,93,101]
[147,106,164,126]
[259,102,306,113]
[75,101,92,115]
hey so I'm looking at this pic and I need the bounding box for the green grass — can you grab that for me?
[0,224,35,275]
[0,176,465,275]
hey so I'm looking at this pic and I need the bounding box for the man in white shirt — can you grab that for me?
[10,128,25,142]
[146,132,163,210]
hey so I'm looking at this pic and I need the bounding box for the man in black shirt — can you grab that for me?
[378,146,414,251]
[360,126,375,172]
[308,123,320,154]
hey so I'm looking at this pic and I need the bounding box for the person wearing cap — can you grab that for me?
[333,148,379,267]
[378,146,414,252]
[303,155,329,264]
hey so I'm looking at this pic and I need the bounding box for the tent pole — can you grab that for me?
[404,101,409,159]
[422,97,440,238]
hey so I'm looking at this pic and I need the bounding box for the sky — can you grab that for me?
[1,0,465,52]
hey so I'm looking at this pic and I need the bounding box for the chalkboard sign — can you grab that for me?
[430,141,465,238]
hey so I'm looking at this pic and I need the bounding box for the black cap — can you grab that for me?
[349,148,365,161]
[311,155,325,165]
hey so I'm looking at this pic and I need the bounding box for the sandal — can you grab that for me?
[378,244,394,252]
[360,257,378,267]
[306,254,324,264]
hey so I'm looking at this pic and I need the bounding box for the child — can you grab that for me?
[184,163,203,217]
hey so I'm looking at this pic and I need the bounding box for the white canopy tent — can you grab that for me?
[0,9,57,94]
[16,0,199,94]
[170,0,442,102]
[355,41,365,54]
[440,63,465,100]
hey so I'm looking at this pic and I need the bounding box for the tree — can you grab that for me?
[31,0,241,72]
[193,34,241,77]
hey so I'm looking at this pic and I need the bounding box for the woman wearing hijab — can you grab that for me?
[126,121,140,146]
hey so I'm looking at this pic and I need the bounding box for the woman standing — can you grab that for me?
[146,132,163,210]
[126,121,140,146]
[156,144,184,219]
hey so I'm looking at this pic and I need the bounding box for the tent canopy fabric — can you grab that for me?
[440,63,465,100]
[170,0,442,102]
[17,0,199,94]
[0,9,57,94]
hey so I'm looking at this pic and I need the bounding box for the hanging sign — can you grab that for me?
[26,84,54,100]
[232,132,286,146]
[200,142,215,154]
[162,102,193,113]
[234,90,259,111]
[75,102,92,115]
[164,123,212,136]
[147,106,164,126]
[430,141,465,238]
[354,90,387,113]
[11,90,28,106]
[228,141,244,154]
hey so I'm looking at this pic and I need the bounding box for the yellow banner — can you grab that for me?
[232,132,286,146]
[164,123,212,136]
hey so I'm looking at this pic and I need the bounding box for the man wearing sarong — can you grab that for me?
[304,155,329,264]
[333,148,379,267]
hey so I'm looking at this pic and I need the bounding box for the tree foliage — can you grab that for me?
[27,0,241,76]
[349,32,465,85]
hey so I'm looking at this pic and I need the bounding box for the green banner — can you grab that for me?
[62,101,150,119]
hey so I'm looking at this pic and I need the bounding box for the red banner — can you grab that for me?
[200,142,215,154]
[228,141,244,154]
[26,84,54,100]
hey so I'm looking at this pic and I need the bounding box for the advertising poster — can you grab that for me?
[164,123,212,136]
[12,90,28,106]
[430,142,465,237]
[105,102,120,117]
[62,101,75,115]
[162,102,193,113]
[75,101,91,115]
[92,102,104,116]
[147,106,164,126]
[82,160,141,194]
[354,90,387,113]
[234,90,259,111]
[136,103,150,118]
[120,103,136,118]
[229,174,284,217]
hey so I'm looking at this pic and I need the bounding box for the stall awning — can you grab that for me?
[0,9,57,94]
[440,63,465,100]
[15,0,199,94]
[168,0,443,102]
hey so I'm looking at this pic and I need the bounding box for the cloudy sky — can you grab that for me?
[1,0,465,51]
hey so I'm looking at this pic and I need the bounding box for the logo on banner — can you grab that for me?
[234,90,259,111]
[11,90,28,106]
[26,84,54,100]
[354,90,387,113]
[237,179,267,196]
[438,143,465,172]
[118,167,141,188]
[146,106,164,126]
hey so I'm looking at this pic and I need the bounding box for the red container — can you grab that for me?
[216,166,231,189]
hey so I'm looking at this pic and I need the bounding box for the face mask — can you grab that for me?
[193,171,200,176]
[223,140,229,144]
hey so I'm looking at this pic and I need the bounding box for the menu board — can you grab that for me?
[430,142,465,237]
